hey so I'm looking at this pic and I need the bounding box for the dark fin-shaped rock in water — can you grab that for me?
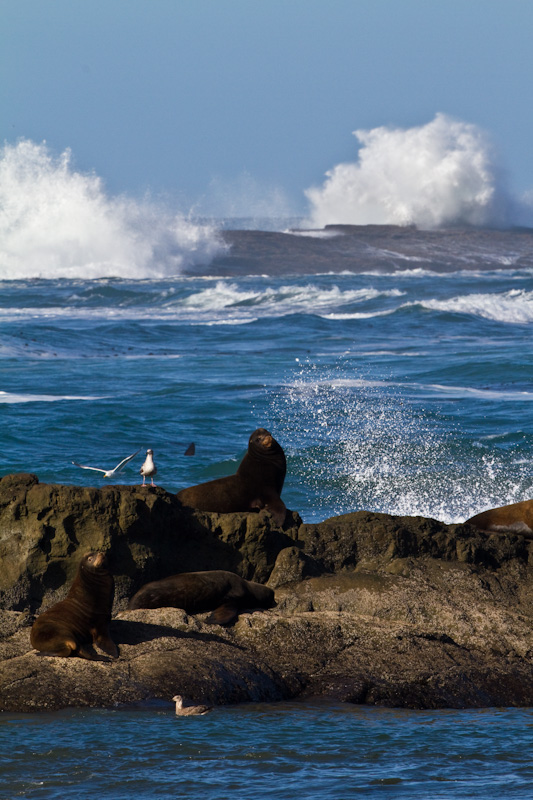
[206,603,240,626]
[184,443,195,456]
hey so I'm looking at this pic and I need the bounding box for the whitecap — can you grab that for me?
[0,140,225,280]
[0,391,105,403]
[417,289,533,324]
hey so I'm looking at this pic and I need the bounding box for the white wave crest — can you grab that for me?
[418,289,533,324]
[181,281,404,318]
[0,140,225,279]
[306,114,523,230]
[0,390,104,403]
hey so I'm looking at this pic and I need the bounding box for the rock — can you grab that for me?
[267,546,322,588]
[2,473,533,711]
[0,474,300,613]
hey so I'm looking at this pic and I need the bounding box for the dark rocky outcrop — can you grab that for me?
[2,473,533,712]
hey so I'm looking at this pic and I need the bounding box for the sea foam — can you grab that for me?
[306,114,529,230]
[0,140,225,280]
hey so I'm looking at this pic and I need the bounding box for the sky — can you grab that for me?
[2,0,533,217]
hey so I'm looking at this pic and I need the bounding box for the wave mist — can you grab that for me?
[0,140,225,280]
[305,114,527,230]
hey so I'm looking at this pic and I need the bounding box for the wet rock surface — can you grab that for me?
[2,473,533,712]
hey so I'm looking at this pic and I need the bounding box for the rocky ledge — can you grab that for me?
[2,472,533,712]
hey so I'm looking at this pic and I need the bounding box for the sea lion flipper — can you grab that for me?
[206,603,239,626]
[94,633,119,658]
[265,497,287,527]
[77,644,100,661]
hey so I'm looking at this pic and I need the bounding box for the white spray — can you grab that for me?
[305,113,523,230]
[0,140,226,280]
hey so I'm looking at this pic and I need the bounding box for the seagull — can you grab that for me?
[172,695,212,716]
[72,449,141,479]
[140,448,157,486]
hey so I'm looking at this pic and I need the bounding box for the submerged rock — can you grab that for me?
[1,473,533,712]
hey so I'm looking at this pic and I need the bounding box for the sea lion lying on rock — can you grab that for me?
[177,427,288,526]
[466,499,533,537]
[127,569,276,625]
[30,551,118,660]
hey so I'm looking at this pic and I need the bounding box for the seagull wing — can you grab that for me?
[112,448,142,473]
[72,461,107,474]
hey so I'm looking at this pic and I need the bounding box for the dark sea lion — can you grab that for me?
[177,427,287,525]
[30,551,118,660]
[466,499,533,537]
[127,569,276,625]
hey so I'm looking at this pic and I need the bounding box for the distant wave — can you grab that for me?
[0,281,404,326]
[2,279,531,325]
[0,140,225,280]
[305,114,532,230]
[416,289,533,324]
[0,390,104,403]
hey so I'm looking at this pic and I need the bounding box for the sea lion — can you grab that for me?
[127,569,276,625]
[466,499,533,537]
[177,427,287,525]
[30,551,118,660]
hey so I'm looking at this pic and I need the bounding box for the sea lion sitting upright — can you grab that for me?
[466,499,533,537]
[177,428,287,526]
[127,569,276,625]
[30,551,118,660]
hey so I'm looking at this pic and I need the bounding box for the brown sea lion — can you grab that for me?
[127,569,276,625]
[466,499,533,537]
[177,427,287,525]
[30,551,118,660]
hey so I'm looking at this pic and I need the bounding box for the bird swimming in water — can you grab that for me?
[140,449,157,486]
[172,695,212,716]
[72,449,141,479]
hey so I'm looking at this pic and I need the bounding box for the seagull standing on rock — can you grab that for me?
[140,449,157,486]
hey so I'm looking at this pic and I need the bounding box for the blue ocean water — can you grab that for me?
[2,702,533,799]
[2,200,533,795]
[1,264,532,523]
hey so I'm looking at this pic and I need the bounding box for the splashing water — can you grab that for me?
[305,114,525,230]
[271,363,533,523]
[0,140,225,279]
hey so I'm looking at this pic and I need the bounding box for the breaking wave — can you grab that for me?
[0,140,225,279]
[305,114,530,230]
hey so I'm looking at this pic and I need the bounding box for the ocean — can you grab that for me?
[2,241,532,524]
[2,140,533,796]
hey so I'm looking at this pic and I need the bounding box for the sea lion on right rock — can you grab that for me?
[177,427,287,526]
[466,498,533,537]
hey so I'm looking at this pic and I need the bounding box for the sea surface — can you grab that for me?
[1,215,533,797]
[2,702,533,799]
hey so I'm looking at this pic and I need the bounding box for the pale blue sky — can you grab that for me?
[2,0,533,215]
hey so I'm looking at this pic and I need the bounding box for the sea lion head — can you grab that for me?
[249,428,274,449]
[81,551,109,571]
